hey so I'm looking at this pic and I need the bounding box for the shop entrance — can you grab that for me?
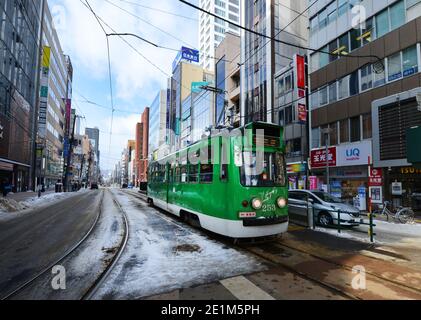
[385,167,421,215]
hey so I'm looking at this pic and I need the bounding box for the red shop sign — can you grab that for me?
[295,55,306,89]
[311,147,337,168]
[369,168,383,186]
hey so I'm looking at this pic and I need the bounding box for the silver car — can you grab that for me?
[288,190,361,227]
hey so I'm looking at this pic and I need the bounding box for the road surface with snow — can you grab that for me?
[0,190,102,298]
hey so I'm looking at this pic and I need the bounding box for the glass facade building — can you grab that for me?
[0,0,43,191]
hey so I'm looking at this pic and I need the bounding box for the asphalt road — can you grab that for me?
[0,190,103,298]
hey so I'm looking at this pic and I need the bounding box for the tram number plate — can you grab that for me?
[262,204,276,212]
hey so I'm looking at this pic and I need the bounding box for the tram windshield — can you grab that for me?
[240,152,286,187]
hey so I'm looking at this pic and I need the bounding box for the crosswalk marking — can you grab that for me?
[220,276,275,300]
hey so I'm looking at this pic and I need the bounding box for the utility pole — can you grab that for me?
[305,55,311,190]
[32,0,46,191]
[322,128,332,194]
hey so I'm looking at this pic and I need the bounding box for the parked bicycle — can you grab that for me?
[376,201,415,224]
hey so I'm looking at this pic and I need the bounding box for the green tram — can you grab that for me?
[147,122,289,238]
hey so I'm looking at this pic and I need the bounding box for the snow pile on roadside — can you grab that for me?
[20,192,73,208]
[0,191,86,215]
[0,198,29,213]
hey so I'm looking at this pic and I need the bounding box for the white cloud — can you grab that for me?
[48,0,199,169]
[51,0,198,102]
[99,113,141,169]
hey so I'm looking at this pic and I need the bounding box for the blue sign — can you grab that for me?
[181,47,199,63]
[191,81,209,93]
[172,47,200,72]
[63,138,70,159]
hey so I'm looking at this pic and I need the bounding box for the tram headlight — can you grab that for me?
[251,198,263,210]
[277,197,287,208]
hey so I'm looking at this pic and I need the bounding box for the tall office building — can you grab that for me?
[0,0,43,192]
[36,1,73,188]
[169,60,213,152]
[241,0,308,125]
[148,90,168,160]
[135,107,149,184]
[85,127,100,180]
[198,0,241,71]
[308,0,421,211]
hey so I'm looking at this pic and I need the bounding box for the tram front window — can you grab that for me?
[240,152,286,187]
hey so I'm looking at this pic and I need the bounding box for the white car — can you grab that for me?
[288,190,361,227]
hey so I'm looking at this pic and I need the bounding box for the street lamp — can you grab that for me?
[321,127,332,194]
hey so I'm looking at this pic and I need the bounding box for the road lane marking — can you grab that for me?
[220,276,275,300]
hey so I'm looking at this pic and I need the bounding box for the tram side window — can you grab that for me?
[220,141,229,182]
[188,164,199,183]
[175,167,181,183]
[181,166,187,183]
[200,164,214,183]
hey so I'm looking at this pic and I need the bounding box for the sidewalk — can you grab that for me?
[360,211,421,224]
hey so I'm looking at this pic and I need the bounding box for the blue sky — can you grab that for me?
[48,0,199,171]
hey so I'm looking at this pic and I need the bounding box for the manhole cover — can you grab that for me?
[173,244,202,253]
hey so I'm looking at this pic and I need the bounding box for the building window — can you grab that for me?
[338,33,349,55]
[319,86,328,106]
[327,2,337,25]
[390,0,405,31]
[318,8,327,29]
[373,60,386,87]
[285,105,294,125]
[312,127,320,149]
[361,17,375,44]
[310,16,318,34]
[376,9,389,38]
[320,124,329,147]
[338,0,347,17]
[340,119,349,143]
[360,64,373,91]
[279,109,285,126]
[338,75,349,100]
[350,116,361,142]
[329,82,337,104]
[350,27,361,51]
[362,113,372,139]
[284,73,293,93]
[388,52,402,82]
[349,71,359,96]
[330,122,338,146]
[286,138,302,157]
[402,46,419,77]
[320,45,329,68]
[311,89,320,109]
[329,40,339,62]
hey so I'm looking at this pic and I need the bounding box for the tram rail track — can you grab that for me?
[1,189,130,301]
[122,189,421,300]
[121,190,355,300]
[1,191,105,300]
[81,189,130,300]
